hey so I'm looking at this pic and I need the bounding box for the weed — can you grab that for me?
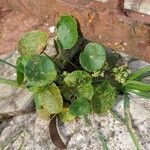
[0,15,150,150]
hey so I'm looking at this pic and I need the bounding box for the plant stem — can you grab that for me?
[124,94,142,150]
[54,39,78,69]
[84,116,108,150]
[111,95,142,150]
[0,78,18,87]
[60,55,78,69]
[0,59,17,69]
[110,109,125,124]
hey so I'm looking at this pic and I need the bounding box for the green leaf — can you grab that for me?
[61,70,94,101]
[139,72,150,79]
[56,15,78,49]
[124,80,150,92]
[91,81,116,114]
[59,108,76,122]
[61,86,77,101]
[64,70,92,86]
[16,56,30,85]
[34,83,63,114]
[28,85,45,94]
[69,97,91,116]
[34,94,42,110]
[17,30,48,56]
[25,55,57,87]
[79,43,106,72]
[0,78,18,87]
[62,82,94,101]
[128,66,150,81]
[126,89,150,99]
[77,83,94,100]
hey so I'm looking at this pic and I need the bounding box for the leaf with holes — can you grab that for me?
[34,83,63,115]
[92,81,116,114]
[79,43,106,72]
[63,70,92,86]
[56,15,78,49]
[17,30,48,56]
[25,55,57,87]
[61,70,94,101]
[61,82,94,101]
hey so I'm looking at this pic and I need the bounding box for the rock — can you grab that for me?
[0,113,57,150]
[0,84,33,117]
[124,0,150,15]
[129,59,150,72]
[0,94,150,150]
[0,52,34,118]
[44,38,57,57]
[58,94,150,150]
[128,59,150,83]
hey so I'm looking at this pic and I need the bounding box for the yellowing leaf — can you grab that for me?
[17,30,48,56]
[34,83,63,115]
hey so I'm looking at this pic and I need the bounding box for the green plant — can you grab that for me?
[0,15,150,150]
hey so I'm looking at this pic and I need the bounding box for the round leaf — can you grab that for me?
[56,15,78,49]
[64,70,92,86]
[77,83,94,100]
[59,108,76,122]
[79,43,106,72]
[17,30,48,56]
[69,97,91,116]
[16,56,30,85]
[61,70,94,101]
[34,83,63,114]
[91,81,116,114]
[61,82,94,101]
[25,55,57,87]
